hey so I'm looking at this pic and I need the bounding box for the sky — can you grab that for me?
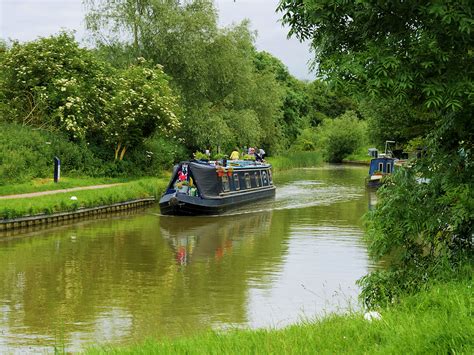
[0,0,314,80]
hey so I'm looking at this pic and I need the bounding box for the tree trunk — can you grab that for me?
[119,146,127,161]
[115,142,122,160]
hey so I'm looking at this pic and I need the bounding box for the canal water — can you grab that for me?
[0,165,376,352]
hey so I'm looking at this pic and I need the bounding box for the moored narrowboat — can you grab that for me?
[366,141,405,188]
[159,160,276,215]
[366,156,397,187]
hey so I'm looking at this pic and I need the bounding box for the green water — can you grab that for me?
[0,165,376,352]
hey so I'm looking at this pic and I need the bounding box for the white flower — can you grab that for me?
[364,311,382,322]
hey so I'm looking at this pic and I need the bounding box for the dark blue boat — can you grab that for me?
[159,160,276,215]
[366,156,397,187]
[366,141,399,188]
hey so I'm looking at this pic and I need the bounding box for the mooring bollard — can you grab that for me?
[54,157,61,183]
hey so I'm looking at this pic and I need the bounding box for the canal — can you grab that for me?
[0,164,376,352]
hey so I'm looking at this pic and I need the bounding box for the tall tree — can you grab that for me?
[278,0,473,305]
[84,0,286,153]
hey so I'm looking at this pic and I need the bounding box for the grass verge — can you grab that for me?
[0,178,168,219]
[344,146,373,164]
[0,177,132,196]
[267,151,323,171]
[88,278,472,354]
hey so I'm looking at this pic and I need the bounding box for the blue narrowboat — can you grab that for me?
[159,160,276,215]
[366,157,397,187]
[366,141,399,187]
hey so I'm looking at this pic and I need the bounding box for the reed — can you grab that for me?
[0,178,168,219]
[87,278,472,354]
[267,151,323,171]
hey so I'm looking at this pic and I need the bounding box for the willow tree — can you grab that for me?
[278,0,473,305]
[84,0,286,153]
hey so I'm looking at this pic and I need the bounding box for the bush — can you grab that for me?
[0,123,100,184]
[360,140,473,307]
[126,134,188,175]
[315,110,367,162]
[290,127,318,152]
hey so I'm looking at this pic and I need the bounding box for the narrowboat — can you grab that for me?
[366,141,405,188]
[366,156,397,187]
[159,159,276,215]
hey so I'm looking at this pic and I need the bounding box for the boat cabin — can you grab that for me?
[160,159,276,215]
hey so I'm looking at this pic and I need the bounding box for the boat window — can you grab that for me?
[221,175,230,192]
[378,162,384,172]
[262,171,268,185]
[386,163,392,174]
[254,172,260,187]
[244,173,251,189]
[268,169,273,184]
[233,173,240,190]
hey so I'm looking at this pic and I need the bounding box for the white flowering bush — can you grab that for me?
[105,59,181,160]
[0,34,181,164]
[0,33,113,139]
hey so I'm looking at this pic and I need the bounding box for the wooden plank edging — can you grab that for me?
[0,197,156,231]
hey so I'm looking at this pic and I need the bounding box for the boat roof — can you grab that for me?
[183,159,272,169]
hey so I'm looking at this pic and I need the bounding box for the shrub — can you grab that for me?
[290,127,318,152]
[0,123,100,184]
[316,110,367,162]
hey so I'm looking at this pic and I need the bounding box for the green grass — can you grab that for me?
[0,178,169,219]
[87,278,473,354]
[0,177,131,196]
[344,146,373,163]
[267,151,323,171]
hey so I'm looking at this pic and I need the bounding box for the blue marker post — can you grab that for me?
[54,157,61,183]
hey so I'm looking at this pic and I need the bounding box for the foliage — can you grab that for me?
[360,138,473,307]
[278,0,473,113]
[84,0,286,153]
[279,0,474,304]
[306,80,357,126]
[0,123,100,184]
[105,59,181,160]
[0,33,112,139]
[0,34,182,171]
[267,151,323,171]
[315,111,367,163]
[290,128,318,152]
[193,151,210,161]
[360,99,434,149]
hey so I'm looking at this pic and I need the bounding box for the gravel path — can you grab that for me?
[0,184,124,200]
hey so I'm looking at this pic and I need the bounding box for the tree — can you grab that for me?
[316,110,366,162]
[278,0,474,305]
[0,33,112,139]
[84,0,286,153]
[105,59,181,160]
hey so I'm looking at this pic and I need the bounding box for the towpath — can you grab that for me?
[0,184,124,200]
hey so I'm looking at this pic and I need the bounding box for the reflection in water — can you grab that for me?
[160,213,273,266]
[0,165,375,352]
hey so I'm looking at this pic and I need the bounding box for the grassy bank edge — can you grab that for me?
[0,177,132,196]
[87,277,473,354]
[0,178,169,220]
[267,151,323,171]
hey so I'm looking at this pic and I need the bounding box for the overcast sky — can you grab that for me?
[0,0,314,80]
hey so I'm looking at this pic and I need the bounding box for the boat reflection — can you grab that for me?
[159,212,273,265]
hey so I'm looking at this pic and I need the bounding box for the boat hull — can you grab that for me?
[159,186,276,215]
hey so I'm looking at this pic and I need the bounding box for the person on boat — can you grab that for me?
[259,147,266,159]
[254,147,263,162]
[230,148,240,160]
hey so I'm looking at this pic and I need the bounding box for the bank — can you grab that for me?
[0,177,169,227]
[87,277,472,354]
